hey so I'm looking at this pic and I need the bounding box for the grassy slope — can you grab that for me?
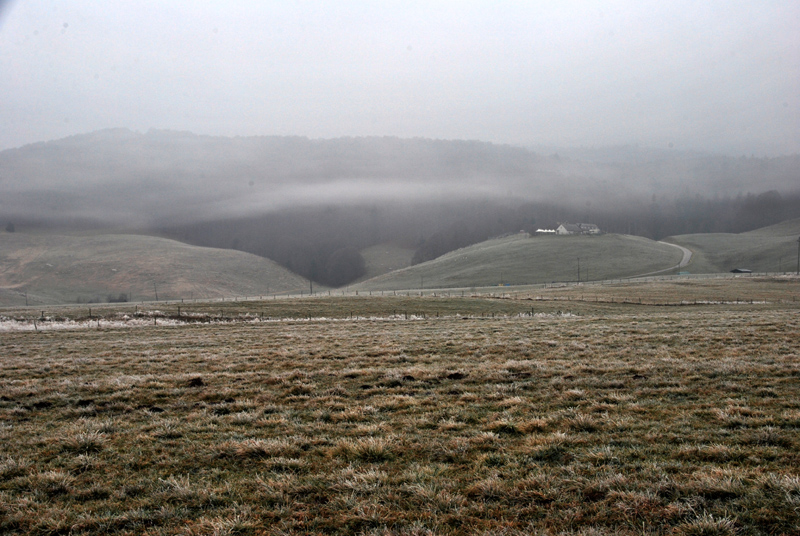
[0,232,308,306]
[744,217,800,237]
[355,233,683,291]
[668,218,800,273]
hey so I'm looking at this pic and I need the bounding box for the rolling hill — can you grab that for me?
[0,232,308,306]
[353,233,684,291]
[3,217,798,307]
[666,218,800,273]
[3,130,799,288]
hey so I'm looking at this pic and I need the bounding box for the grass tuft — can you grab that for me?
[32,470,75,498]
[676,512,739,536]
[336,437,396,463]
[219,438,302,460]
[0,457,29,479]
[61,430,107,454]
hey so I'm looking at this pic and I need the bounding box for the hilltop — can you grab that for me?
[667,218,800,274]
[354,233,683,291]
[0,232,308,306]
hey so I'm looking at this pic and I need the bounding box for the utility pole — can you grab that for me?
[153,281,158,301]
[577,257,580,283]
[796,237,800,275]
[309,279,313,296]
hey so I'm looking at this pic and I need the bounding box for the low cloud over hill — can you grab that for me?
[2,130,799,286]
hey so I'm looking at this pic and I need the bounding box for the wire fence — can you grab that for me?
[4,271,799,310]
[147,270,794,302]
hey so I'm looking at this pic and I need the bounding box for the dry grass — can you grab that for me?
[1,278,799,534]
[516,275,800,305]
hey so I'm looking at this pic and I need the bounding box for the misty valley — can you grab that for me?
[1,129,799,303]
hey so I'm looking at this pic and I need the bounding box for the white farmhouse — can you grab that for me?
[556,223,601,235]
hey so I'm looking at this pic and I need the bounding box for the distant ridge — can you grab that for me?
[2,129,798,228]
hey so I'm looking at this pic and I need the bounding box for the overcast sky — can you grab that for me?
[1,0,798,155]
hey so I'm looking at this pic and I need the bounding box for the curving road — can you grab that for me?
[631,241,693,278]
[662,241,693,269]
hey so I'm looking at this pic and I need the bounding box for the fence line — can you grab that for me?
[155,271,791,303]
[5,272,798,310]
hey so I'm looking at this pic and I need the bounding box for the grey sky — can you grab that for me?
[1,0,798,155]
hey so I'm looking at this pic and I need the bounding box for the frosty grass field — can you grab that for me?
[1,278,799,535]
